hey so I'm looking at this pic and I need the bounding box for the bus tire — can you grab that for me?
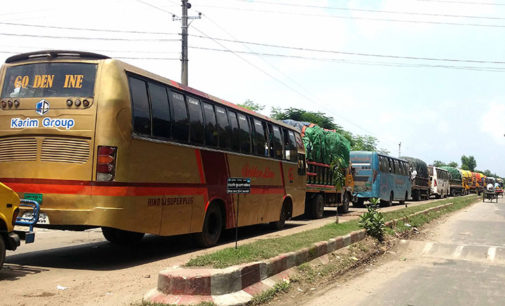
[381,192,393,207]
[101,227,144,245]
[270,202,290,230]
[310,194,325,219]
[338,192,350,214]
[196,204,223,248]
[0,236,5,270]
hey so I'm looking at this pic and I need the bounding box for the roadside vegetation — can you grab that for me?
[186,195,478,268]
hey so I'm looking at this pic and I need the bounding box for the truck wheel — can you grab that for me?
[413,190,420,201]
[196,204,223,248]
[102,227,145,245]
[338,192,350,214]
[310,194,325,219]
[0,236,5,270]
[354,198,365,207]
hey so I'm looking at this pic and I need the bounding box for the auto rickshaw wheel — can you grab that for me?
[0,235,5,270]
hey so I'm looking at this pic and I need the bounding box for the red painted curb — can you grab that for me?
[146,201,460,304]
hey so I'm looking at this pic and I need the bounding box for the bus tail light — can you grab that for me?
[96,146,117,182]
[434,179,437,187]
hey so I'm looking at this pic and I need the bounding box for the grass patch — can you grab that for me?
[186,195,478,268]
[249,280,291,305]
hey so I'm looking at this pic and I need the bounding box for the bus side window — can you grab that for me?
[387,158,393,173]
[202,102,217,147]
[128,76,151,136]
[271,125,283,159]
[237,114,251,154]
[148,82,171,138]
[252,119,267,156]
[215,106,231,149]
[283,130,297,162]
[169,91,189,143]
[187,97,204,144]
[228,111,240,152]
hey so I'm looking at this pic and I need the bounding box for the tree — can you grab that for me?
[433,160,446,167]
[238,99,265,112]
[448,161,458,168]
[271,107,341,131]
[461,155,477,171]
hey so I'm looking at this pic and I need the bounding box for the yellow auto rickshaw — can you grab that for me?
[0,183,39,269]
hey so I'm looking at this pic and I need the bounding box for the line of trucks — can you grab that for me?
[284,120,503,216]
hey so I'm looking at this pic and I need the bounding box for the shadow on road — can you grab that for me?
[4,222,304,272]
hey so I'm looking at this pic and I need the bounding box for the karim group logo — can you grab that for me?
[36,99,50,115]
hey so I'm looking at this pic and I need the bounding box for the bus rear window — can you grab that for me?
[2,63,97,98]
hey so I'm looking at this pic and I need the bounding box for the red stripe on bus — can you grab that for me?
[1,178,283,197]
[195,149,206,184]
[279,162,286,194]
[4,182,207,197]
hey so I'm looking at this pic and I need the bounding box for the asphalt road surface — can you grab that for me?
[0,197,448,305]
[298,195,504,306]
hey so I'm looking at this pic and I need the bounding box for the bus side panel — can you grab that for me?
[227,155,285,227]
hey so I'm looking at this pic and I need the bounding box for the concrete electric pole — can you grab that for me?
[173,0,201,86]
[398,142,401,158]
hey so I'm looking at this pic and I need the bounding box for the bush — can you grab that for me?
[358,198,385,242]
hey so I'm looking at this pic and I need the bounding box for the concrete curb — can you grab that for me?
[145,201,457,305]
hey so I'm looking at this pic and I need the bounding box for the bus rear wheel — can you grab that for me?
[310,194,325,219]
[381,192,393,207]
[270,202,290,230]
[102,227,145,245]
[354,198,365,207]
[196,204,223,248]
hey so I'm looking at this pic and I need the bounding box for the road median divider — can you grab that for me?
[144,196,478,305]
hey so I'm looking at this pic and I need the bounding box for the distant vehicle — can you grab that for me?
[428,166,450,198]
[351,151,411,207]
[283,120,354,218]
[459,170,473,195]
[401,157,430,201]
[440,166,464,196]
[473,172,485,195]
[0,50,307,247]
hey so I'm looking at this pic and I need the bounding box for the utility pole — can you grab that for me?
[398,142,401,158]
[173,0,201,86]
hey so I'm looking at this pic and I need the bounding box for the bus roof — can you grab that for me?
[3,50,298,132]
[5,50,109,63]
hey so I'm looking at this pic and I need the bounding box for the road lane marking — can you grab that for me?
[453,245,464,258]
[487,247,496,261]
[422,242,434,254]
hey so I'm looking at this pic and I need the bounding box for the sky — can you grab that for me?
[1,0,505,176]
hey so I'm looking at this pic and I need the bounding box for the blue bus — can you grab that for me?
[350,151,411,206]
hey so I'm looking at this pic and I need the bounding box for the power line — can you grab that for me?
[220,0,505,21]
[190,34,505,65]
[197,3,505,28]
[415,0,505,6]
[190,46,505,72]
[0,21,176,35]
[0,32,180,42]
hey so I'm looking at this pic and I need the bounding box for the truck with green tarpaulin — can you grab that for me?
[284,120,353,219]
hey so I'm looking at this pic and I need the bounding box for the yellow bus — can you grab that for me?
[0,50,307,247]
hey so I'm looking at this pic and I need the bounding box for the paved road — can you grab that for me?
[0,197,448,305]
[300,195,504,306]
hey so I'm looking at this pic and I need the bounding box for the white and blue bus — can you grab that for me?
[351,151,411,206]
